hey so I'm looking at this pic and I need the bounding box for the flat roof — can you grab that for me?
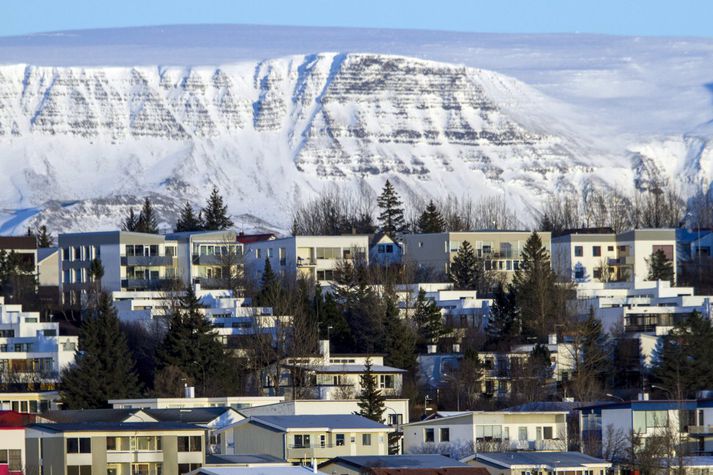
[247,414,389,431]
[470,452,610,468]
[29,422,204,433]
[323,454,467,469]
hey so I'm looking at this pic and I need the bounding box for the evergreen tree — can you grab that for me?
[377,180,406,236]
[121,208,139,232]
[486,283,520,349]
[357,357,386,423]
[255,258,280,308]
[137,197,159,234]
[647,249,674,284]
[36,225,53,248]
[202,187,234,231]
[333,260,383,353]
[512,232,559,339]
[652,311,713,398]
[383,294,417,372]
[449,241,484,291]
[175,202,204,232]
[417,200,446,233]
[60,293,141,408]
[413,288,444,349]
[156,287,237,396]
[570,309,610,400]
[314,284,352,351]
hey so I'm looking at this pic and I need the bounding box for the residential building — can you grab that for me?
[464,451,611,475]
[320,454,486,475]
[0,237,37,273]
[402,411,568,455]
[0,391,61,413]
[109,395,284,410]
[191,466,321,475]
[165,230,242,289]
[38,247,60,287]
[579,399,713,458]
[244,235,370,283]
[25,422,207,475]
[237,399,410,426]
[111,289,233,323]
[0,410,37,474]
[552,228,677,284]
[418,336,576,400]
[369,233,403,267]
[400,231,550,283]
[264,340,406,400]
[395,283,492,330]
[572,280,713,365]
[58,231,179,304]
[0,297,77,388]
[218,414,392,464]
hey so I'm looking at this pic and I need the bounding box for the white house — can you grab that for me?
[403,411,568,455]
[0,298,77,387]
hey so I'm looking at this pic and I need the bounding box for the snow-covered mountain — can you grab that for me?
[0,25,712,234]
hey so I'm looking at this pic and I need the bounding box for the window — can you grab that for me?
[633,410,669,432]
[362,434,372,446]
[320,435,326,448]
[67,466,91,475]
[608,245,614,251]
[592,246,601,257]
[379,374,394,389]
[335,434,345,446]
[388,414,403,426]
[518,427,528,441]
[652,245,674,260]
[574,246,583,257]
[476,425,502,441]
[177,436,201,452]
[424,428,435,443]
[542,426,554,439]
[593,268,602,279]
[67,437,91,454]
[574,267,585,279]
[440,428,450,442]
[178,464,201,474]
[293,434,311,448]
[0,450,22,471]
[0,330,14,337]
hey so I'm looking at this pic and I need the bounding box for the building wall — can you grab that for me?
[0,428,26,471]
[232,423,285,459]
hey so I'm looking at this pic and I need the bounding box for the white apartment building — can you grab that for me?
[400,231,551,282]
[403,411,568,454]
[265,341,406,400]
[552,228,677,284]
[0,298,77,387]
[395,283,492,329]
[109,395,284,410]
[244,235,370,284]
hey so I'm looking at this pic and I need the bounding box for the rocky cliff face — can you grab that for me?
[0,53,628,233]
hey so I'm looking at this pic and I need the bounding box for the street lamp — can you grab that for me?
[605,393,626,403]
[424,395,433,417]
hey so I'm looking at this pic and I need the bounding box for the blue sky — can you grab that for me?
[3,0,712,37]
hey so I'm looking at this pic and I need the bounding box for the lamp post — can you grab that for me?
[192,360,207,396]
[605,393,626,403]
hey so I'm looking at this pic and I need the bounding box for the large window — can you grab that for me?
[316,247,341,259]
[335,434,345,446]
[293,434,311,448]
[67,437,91,454]
[178,464,201,474]
[0,449,21,471]
[379,374,394,389]
[592,246,601,257]
[362,434,372,446]
[476,425,502,441]
[633,410,669,433]
[67,466,91,475]
[440,428,450,442]
[177,436,201,452]
[424,428,434,443]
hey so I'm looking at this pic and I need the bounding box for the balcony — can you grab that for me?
[287,443,361,460]
[688,425,713,436]
[296,257,316,267]
[121,279,171,290]
[192,254,228,266]
[121,255,175,266]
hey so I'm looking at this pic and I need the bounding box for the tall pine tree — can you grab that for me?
[413,288,444,349]
[357,357,386,423]
[417,200,445,233]
[383,293,417,372]
[60,293,142,408]
[377,180,406,237]
[155,287,237,396]
[449,241,485,291]
[137,197,159,234]
[36,225,53,248]
[175,202,204,232]
[486,283,520,350]
[121,208,139,232]
[202,187,234,231]
[512,232,559,339]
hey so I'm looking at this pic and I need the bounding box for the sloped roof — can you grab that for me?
[40,409,151,424]
[29,422,204,433]
[248,414,389,431]
[468,452,611,468]
[144,407,236,424]
[205,454,285,465]
[0,410,36,428]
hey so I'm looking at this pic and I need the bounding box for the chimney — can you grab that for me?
[319,340,330,360]
[184,385,195,399]
[548,333,558,345]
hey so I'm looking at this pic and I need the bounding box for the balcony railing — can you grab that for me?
[121,279,170,290]
[688,425,713,435]
[121,255,175,266]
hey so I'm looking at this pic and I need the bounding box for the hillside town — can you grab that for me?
[0,181,708,475]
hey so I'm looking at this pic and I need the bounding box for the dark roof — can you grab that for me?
[0,236,37,250]
[504,401,602,413]
[556,227,615,237]
[29,422,204,433]
[0,411,36,428]
[579,399,700,412]
[472,452,610,468]
[206,454,285,465]
[322,455,468,469]
[236,233,276,244]
[248,414,389,431]
[144,407,234,423]
[369,469,488,475]
[41,409,147,424]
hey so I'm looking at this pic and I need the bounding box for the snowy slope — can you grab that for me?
[0,25,711,233]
